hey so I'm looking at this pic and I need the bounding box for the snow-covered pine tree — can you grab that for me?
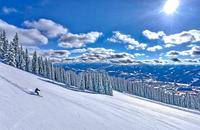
[94,72,100,93]
[50,62,55,80]
[108,79,113,96]
[0,31,3,58]
[53,67,57,81]
[6,42,16,67]
[88,72,94,91]
[42,58,46,77]
[48,61,53,80]
[60,68,66,83]
[47,59,52,79]
[57,67,62,82]
[32,51,39,74]
[65,70,71,86]
[18,45,25,70]
[54,67,60,82]
[103,73,113,96]
[12,33,20,68]
[44,58,51,79]
[38,57,44,75]
[98,73,105,94]
[78,72,86,90]
[0,31,8,62]
[24,49,30,72]
[69,70,77,86]
[103,74,110,95]
[63,68,67,84]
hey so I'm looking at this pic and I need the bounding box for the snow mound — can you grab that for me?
[0,62,200,130]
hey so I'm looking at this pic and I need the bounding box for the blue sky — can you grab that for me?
[0,0,200,64]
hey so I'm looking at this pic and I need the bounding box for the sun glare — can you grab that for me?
[163,0,180,15]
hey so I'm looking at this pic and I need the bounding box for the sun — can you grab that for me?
[163,0,180,15]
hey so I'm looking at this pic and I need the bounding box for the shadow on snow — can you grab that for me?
[0,74,41,97]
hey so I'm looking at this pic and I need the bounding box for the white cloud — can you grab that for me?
[127,43,147,50]
[86,47,114,54]
[108,31,147,50]
[166,50,181,57]
[187,44,197,48]
[47,46,199,64]
[137,43,147,50]
[75,51,135,64]
[142,59,169,64]
[0,19,48,45]
[58,32,103,48]
[183,59,199,64]
[134,53,145,57]
[166,46,200,57]
[24,19,68,38]
[143,30,165,40]
[143,58,199,64]
[127,45,135,50]
[108,31,139,45]
[42,49,70,58]
[142,30,200,48]
[163,30,200,45]
[164,44,175,48]
[165,50,189,58]
[2,7,17,14]
[64,47,137,64]
[190,46,200,56]
[170,57,181,62]
[147,45,163,52]
[70,48,115,57]
[36,49,70,62]
[70,48,87,54]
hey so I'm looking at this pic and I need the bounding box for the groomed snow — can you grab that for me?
[0,62,200,130]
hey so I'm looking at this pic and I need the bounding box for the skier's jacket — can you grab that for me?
[35,88,40,95]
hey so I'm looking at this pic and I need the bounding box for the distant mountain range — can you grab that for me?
[61,63,200,87]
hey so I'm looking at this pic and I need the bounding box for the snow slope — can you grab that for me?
[0,62,200,130]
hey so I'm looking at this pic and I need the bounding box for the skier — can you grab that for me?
[34,88,40,96]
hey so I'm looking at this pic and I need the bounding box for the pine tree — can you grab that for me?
[38,57,44,75]
[65,71,71,86]
[12,33,19,67]
[0,31,8,62]
[0,31,3,58]
[32,51,39,74]
[18,45,25,70]
[55,67,61,82]
[98,73,105,94]
[48,60,52,79]
[44,58,50,79]
[88,72,94,91]
[79,73,86,90]
[24,49,30,72]
[6,42,16,67]
[50,62,55,80]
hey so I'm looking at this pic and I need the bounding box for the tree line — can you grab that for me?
[0,30,113,96]
[110,77,200,111]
